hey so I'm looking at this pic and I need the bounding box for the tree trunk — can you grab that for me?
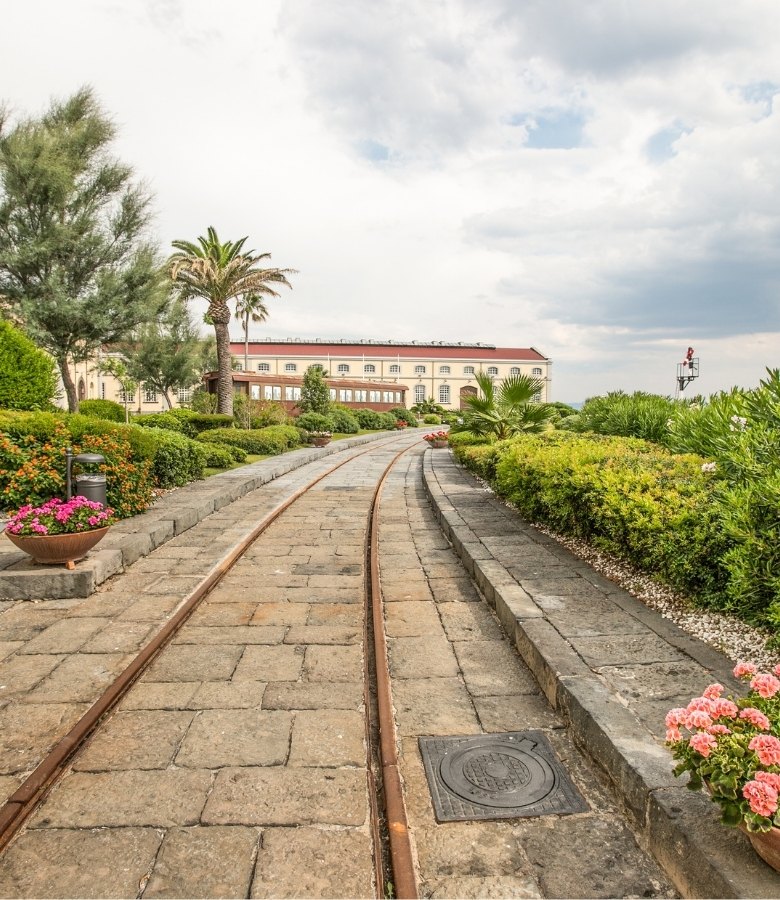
[243,313,249,373]
[213,317,234,416]
[59,357,79,413]
[163,390,173,409]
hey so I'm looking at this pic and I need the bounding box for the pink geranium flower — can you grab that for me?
[665,708,687,727]
[707,724,731,736]
[741,708,772,732]
[751,673,780,699]
[689,732,717,757]
[744,780,779,817]
[684,710,713,730]
[754,771,780,792]
[665,726,683,743]
[711,698,739,719]
[734,661,758,678]
[749,734,780,766]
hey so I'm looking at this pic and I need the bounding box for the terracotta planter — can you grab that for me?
[5,526,110,570]
[741,824,780,872]
[310,437,331,447]
[428,440,448,449]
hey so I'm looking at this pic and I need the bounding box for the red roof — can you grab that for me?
[229,341,547,361]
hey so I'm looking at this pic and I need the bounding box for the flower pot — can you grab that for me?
[5,526,110,570]
[741,824,780,873]
[428,440,448,449]
[311,437,331,447]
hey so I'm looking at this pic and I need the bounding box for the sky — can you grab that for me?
[1,0,779,403]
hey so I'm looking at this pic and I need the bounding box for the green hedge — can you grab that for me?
[296,412,333,432]
[452,432,727,601]
[79,399,126,423]
[141,427,205,487]
[197,425,302,455]
[200,443,235,468]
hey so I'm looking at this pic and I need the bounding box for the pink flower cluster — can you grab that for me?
[744,779,779,817]
[423,431,449,443]
[5,497,114,537]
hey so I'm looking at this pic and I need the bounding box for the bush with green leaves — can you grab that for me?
[378,412,397,429]
[390,407,417,427]
[188,387,218,413]
[0,317,58,412]
[78,399,126,423]
[249,400,289,429]
[354,408,383,429]
[296,412,333,433]
[572,391,677,443]
[133,412,187,433]
[142,427,205,487]
[200,443,236,468]
[423,413,442,424]
[329,407,360,434]
[197,424,302,455]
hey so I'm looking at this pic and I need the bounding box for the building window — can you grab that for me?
[414,385,425,403]
[329,388,337,400]
[439,384,450,404]
[414,365,426,375]
[532,391,542,402]
[234,362,243,371]
[394,392,401,403]
[464,366,475,375]
[369,390,380,402]
[177,387,192,404]
[337,364,350,374]
[355,389,367,402]
[251,385,261,400]
[389,364,401,374]
[383,391,393,403]
[118,388,135,404]
[101,382,106,399]
[364,364,376,374]
[258,362,270,372]
[339,389,353,402]
[510,367,520,375]
[264,385,273,400]
[284,363,297,373]
[272,385,282,400]
[532,367,543,376]
[487,366,498,376]
[439,365,450,374]
[143,384,157,403]
[285,386,301,401]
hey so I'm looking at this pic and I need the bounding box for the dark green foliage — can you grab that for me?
[378,412,397,429]
[142,427,205,487]
[201,443,235,468]
[296,412,333,432]
[78,399,126,423]
[226,445,248,462]
[197,424,302,455]
[329,407,359,434]
[189,387,218,413]
[248,401,288,429]
[354,408,383,429]
[450,372,552,439]
[390,407,417,427]
[0,320,57,410]
[299,365,330,414]
[133,412,187,433]
[423,414,442,424]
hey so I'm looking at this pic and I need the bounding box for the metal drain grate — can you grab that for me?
[419,731,589,822]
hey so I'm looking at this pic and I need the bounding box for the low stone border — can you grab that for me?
[0,432,394,600]
[422,449,780,899]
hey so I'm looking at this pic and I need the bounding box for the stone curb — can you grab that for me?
[422,449,779,899]
[0,431,395,600]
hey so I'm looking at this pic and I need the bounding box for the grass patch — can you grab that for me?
[204,453,268,477]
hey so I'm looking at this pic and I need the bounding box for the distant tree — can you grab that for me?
[0,87,166,412]
[299,364,331,414]
[411,397,446,416]
[450,371,554,440]
[168,227,295,416]
[97,357,137,423]
[120,296,208,409]
[0,319,57,409]
[235,293,269,372]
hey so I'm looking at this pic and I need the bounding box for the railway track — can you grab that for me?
[0,434,676,899]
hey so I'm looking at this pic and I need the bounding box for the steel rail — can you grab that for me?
[0,435,408,854]
[367,445,420,899]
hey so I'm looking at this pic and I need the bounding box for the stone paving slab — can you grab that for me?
[423,449,779,899]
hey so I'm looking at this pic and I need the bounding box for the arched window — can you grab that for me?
[284,363,297,372]
[487,366,499,376]
[532,367,543,376]
[414,385,426,403]
[464,366,475,375]
[414,365,426,375]
[389,364,401,374]
[439,384,450,404]
[257,362,270,372]
[337,364,350,374]
[364,364,376,373]
[439,365,451,374]
[510,367,520,375]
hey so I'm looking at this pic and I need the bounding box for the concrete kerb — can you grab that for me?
[421,449,780,899]
[0,431,394,601]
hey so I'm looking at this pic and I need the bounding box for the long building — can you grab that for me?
[229,340,552,410]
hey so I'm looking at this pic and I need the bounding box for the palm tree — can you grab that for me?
[235,293,269,373]
[168,227,295,415]
[450,370,554,440]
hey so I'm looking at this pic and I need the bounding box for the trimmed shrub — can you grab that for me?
[198,425,302,455]
[296,412,333,433]
[249,401,289,429]
[378,412,397,430]
[390,407,417,427]
[227,445,248,462]
[572,391,676,443]
[354,408,383,429]
[0,320,58,411]
[133,412,187,433]
[141,428,205,487]
[201,444,236,468]
[187,413,234,434]
[328,408,359,434]
[423,414,441,424]
[79,399,126,423]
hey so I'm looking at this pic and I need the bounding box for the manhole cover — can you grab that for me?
[419,731,589,822]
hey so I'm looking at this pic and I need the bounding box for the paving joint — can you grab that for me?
[0,432,394,601]
[422,449,780,899]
